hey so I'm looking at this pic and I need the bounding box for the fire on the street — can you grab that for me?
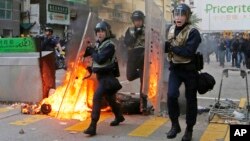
[41,62,97,121]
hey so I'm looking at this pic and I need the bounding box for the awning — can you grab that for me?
[20,22,36,30]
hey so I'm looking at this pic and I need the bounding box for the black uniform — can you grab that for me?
[165,23,201,141]
[83,36,124,136]
[124,26,148,114]
[166,24,201,127]
[41,36,59,51]
[90,39,123,122]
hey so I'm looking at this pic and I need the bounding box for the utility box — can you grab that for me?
[0,51,55,103]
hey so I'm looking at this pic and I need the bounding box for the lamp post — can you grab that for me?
[209,10,211,33]
[131,0,134,11]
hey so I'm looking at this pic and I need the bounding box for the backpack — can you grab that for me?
[197,72,216,94]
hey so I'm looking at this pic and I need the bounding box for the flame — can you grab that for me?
[41,61,96,121]
[148,66,158,108]
[147,30,162,108]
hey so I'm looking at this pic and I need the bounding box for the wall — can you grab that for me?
[0,0,21,37]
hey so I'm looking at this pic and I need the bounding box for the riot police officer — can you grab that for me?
[165,4,201,141]
[124,10,149,115]
[83,21,124,136]
[40,27,64,69]
[41,27,63,53]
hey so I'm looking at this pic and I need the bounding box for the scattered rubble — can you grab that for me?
[19,129,25,134]
[21,103,41,114]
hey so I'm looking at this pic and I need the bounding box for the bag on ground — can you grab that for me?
[197,72,216,94]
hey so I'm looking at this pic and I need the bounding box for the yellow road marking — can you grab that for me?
[0,107,11,113]
[0,105,21,114]
[200,123,229,141]
[65,112,112,132]
[224,128,230,141]
[201,98,247,141]
[238,98,247,108]
[128,117,168,137]
[10,115,47,126]
[209,114,225,124]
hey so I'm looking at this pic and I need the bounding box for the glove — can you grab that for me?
[135,27,143,37]
[86,66,92,74]
[83,46,95,57]
[165,41,172,53]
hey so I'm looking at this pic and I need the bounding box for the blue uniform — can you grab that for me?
[41,36,58,51]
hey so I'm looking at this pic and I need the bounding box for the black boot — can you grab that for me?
[110,116,125,126]
[141,109,150,115]
[167,122,181,139]
[140,93,148,115]
[182,128,193,141]
[83,121,97,136]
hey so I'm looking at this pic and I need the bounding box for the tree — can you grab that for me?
[190,13,202,28]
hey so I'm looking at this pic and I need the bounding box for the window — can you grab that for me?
[0,0,12,20]
[3,29,13,37]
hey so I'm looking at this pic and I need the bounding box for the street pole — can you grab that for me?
[163,0,165,19]
[209,11,211,34]
[132,0,134,11]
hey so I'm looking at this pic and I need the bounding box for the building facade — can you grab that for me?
[0,0,21,37]
[92,0,172,38]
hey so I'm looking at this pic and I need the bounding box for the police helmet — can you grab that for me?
[131,10,145,21]
[173,3,192,21]
[95,21,112,37]
[45,27,53,33]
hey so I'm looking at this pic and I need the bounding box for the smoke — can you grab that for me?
[197,35,217,63]
[65,4,98,69]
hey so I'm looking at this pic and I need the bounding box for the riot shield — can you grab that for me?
[56,12,99,119]
[42,12,100,121]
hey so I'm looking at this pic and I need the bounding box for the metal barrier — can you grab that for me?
[0,51,55,103]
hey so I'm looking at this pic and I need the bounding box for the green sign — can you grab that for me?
[0,37,36,52]
[66,0,87,5]
[48,4,69,14]
[205,4,250,14]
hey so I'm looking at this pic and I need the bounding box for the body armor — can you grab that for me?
[92,39,115,69]
[128,26,145,50]
[167,24,194,64]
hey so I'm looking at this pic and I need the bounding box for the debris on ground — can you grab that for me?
[198,106,210,114]
[21,103,41,114]
[19,129,25,134]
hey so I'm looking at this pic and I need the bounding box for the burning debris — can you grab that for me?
[21,103,41,115]
[20,103,52,115]
[20,62,98,121]
[40,64,97,121]
[40,103,52,114]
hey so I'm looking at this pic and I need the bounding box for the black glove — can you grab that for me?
[86,66,92,74]
[135,27,143,37]
[165,41,172,53]
[83,46,95,57]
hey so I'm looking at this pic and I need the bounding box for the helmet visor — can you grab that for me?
[95,28,106,33]
[45,27,53,32]
[132,16,143,21]
[174,8,187,17]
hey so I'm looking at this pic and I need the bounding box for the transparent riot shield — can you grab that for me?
[143,0,166,114]
[42,12,100,121]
